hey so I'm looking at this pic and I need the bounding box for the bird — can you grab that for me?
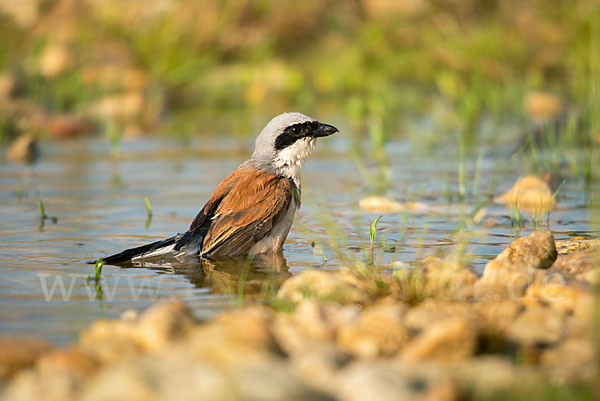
[101,112,338,265]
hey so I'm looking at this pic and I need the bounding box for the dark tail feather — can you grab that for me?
[100,236,177,265]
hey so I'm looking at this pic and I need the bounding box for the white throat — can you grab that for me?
[272,137,316,186]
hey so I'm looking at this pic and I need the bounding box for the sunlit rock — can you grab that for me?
[39,44,72,78]
[555,238,600,254]
[0,74,15,99]
[6,134,39,164]
[450,357,540,396]
[1,364,81,401]
[421,256,477,300]
[403,300,472,332]
[475,231,557,300]
[505,307,563,346]
[36,348,97,380]
[0,335,53,381]
[496,231,557,269]
[291,300,341,342]
[184,306,277,363]
[471,300,522,334]
[401,316,476,362]
[541,338,596,382]
[495,175,555,213]
[133,300,195,352]
[0,0,40,28]
[90,91,145,121]
[551,247,600,284]
[288,345,348,396]
[359,197,427,214]
[336,303,410,358]
[523,279,595,321]
[362,0,427,19]
[79,300,194,362]
[334,361,455,401]
[524,91,563,120]
[277,269,375,305]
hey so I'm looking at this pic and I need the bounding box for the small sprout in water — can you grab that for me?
[144,197,153,229]
[38,199,46,219]
[311,241,328,265]
[92,258,104,300]
[37,199,58,231]
[369,215,382,251]
[144,197,152,217]
[94,258,104,282]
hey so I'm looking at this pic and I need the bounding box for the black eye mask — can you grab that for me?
[274,121,319,150]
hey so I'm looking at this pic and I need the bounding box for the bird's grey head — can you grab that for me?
[250,112,338,181]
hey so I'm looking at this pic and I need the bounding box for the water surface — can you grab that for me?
[0,131,597,345]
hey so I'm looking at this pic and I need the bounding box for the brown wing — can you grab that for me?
[172,167,238,252]
[202,167,296,257]
[174,166,296,257]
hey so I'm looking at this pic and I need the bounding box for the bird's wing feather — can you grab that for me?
[174,166,296,257]
[173,168,238,251]
[202,168,295,257]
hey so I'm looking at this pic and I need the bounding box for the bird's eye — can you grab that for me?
[291,126,300,135]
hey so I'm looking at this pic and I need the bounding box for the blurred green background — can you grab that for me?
[0,0,596,140]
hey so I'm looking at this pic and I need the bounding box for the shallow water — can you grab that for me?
[0,131,598,345]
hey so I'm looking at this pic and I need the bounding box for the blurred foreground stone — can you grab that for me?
[1,232,598,400]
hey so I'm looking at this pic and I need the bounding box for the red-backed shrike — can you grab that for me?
[103,112,338,264]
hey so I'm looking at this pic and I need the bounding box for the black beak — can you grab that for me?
[311,122,339,138]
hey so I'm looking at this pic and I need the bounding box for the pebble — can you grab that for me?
[475,231,557,300]
[401,316,476,363]
[495,175,555,213]
[0,335,53,380]
[277,268,375,305]
[506,307,564,346]
[337,303,410,358]
[359,197,427,214]
[6,134,39,164]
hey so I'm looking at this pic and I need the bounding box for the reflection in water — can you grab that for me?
[121,253,291,299]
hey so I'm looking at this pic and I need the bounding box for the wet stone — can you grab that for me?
[555,238,600,254]
[495,231,557,269]
[0,335,54,381]
[475,231,557,300]
[550,247,600,283]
